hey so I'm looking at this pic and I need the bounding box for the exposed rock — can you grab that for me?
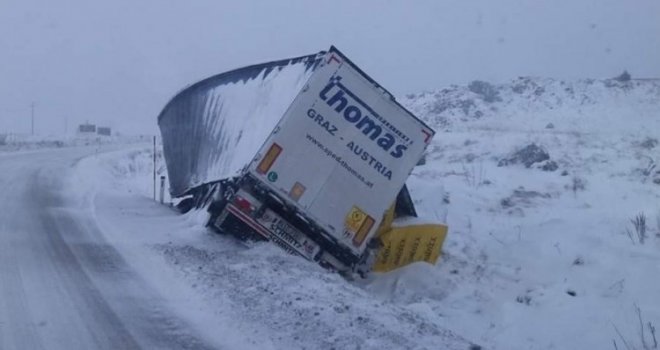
[539,160,559,172]
[501,187,552,209]
[468,80,501,103]
[639,137,658,149]
[498,144,550,168]
[614,70,631,82]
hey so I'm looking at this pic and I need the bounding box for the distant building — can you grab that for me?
[0,133,20,145]
[97,127,112,136]
[78,123,96,134]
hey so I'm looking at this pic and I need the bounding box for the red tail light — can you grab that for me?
[234,196,255,214]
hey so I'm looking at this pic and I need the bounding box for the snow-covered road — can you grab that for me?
[0,147,217,350]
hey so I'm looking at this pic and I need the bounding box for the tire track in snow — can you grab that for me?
[0,159,46,350]
[0,147,219,350]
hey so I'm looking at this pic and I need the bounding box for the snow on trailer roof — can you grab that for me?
[158,46,432,198]
[158,51,326,197]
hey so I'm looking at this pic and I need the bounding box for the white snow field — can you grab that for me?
[0,134,152,153]
[394,77,660,349]
[1,77,658,350]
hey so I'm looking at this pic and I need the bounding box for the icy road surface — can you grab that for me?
[0,147,218,350]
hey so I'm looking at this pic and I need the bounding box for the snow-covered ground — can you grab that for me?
[0,133,153,153]
[75,148,472,349]
[73,77,659,349]
[398,77,660,349]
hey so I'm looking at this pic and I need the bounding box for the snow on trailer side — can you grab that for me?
[158,51,326,198]
[248,47,435,256]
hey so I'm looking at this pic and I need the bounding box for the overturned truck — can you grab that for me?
[158,46,447,275]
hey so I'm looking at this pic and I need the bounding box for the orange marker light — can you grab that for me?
[353,215,374,247]
[257,143,282,174]
[289,182,306,201]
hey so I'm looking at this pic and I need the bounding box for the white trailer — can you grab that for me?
[210,47,434,272]
[159,46,436,273]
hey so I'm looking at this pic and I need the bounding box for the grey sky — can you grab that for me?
[1,0,659,135]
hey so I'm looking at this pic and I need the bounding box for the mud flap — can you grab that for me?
[372,223,448,273]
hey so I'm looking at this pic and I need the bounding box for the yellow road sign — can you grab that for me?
[373,223,448,273]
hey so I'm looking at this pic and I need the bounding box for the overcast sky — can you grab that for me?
[1,0,659,135]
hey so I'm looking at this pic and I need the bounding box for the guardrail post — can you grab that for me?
[159,176,166,204]
[153,136,157,201]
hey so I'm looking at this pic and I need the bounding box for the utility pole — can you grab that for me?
[30,102,35,135]
[153,135,157,201]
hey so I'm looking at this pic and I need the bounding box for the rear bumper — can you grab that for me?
[208,181,359,272]
[214,203,322,262]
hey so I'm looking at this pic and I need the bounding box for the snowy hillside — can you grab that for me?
[404,77,660,133]
[76,77,659,350]
[393,77,660,349]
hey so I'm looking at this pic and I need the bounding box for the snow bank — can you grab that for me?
[74,147,472,349]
